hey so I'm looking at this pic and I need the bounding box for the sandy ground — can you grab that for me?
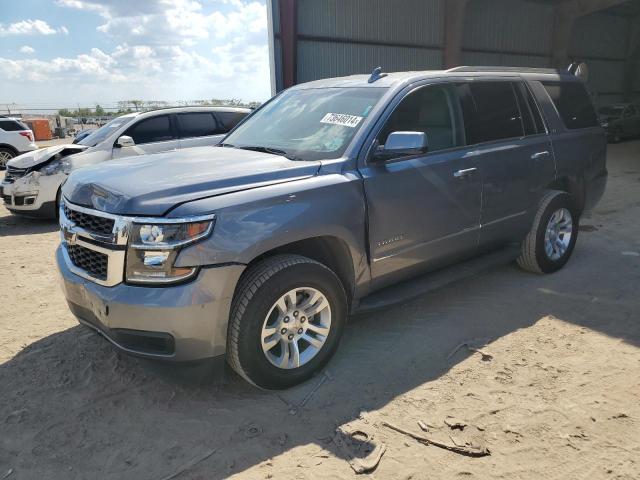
[1,142,639,480]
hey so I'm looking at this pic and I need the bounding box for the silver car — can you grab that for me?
[1,106,250,218]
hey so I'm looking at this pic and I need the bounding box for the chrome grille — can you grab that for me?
[63,203,115,236]
[67,244,108,280]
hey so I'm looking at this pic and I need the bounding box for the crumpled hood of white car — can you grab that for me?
[8,144,88,170]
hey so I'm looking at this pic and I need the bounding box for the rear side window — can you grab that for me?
[0,120,27,131]
[216,111,248,131]
[542,82,598,130]
[177,112,221,138]
[125,115,173,144]
[514,82,545,135]
[460,82,524,144]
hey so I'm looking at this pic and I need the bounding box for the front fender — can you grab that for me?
[172,174,369,288]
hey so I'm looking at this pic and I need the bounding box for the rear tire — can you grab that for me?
[227,254,347,389]
[0,147,16,170]
[517,190,579,274]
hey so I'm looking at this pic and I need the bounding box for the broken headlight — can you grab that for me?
[125,215,215,285]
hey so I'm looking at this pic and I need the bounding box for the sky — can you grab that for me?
[0,0,271,110]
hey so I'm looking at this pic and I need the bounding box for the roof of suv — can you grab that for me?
[125,105,252,120]
[295,66,581,90]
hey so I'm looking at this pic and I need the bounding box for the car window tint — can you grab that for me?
[216,111,248,131]
[513,82,545,136]
[377,85,460,153]
[513,83,536,136]
[177,113,220,137]
[463,81,524,144]
[0,120,27,131]
[125,115,173,144]
[542,81,598,130]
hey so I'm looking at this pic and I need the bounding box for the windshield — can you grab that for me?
[599,106,625,117]
[78,116,134,147]
[223,87,386,161]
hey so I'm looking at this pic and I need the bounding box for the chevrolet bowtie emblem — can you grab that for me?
[63,227,77,246]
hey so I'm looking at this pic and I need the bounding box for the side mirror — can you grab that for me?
[371,131,428,162]
[116,135,135,148]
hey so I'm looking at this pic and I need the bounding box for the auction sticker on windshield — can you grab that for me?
[321,113,363,128]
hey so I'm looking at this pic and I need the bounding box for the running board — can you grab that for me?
[353,244,520,315]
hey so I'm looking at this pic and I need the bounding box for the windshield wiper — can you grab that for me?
[218,143,301,161]
[237,145,289,156]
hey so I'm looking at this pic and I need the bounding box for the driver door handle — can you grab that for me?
[453,167,478,178]
[531,151,550,160]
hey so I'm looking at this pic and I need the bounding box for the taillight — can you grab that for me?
[19,131,34,142]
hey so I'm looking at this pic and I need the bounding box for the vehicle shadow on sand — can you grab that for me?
[0,210,58,236]
[1,229,639,479]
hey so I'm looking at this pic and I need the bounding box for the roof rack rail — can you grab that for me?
[446,66,564,75]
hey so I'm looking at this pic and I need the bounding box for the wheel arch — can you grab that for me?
[546,175,586,214]
[0,143,18,155]
[241,235,356,306]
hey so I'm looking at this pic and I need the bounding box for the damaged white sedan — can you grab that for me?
[1,106,250,218]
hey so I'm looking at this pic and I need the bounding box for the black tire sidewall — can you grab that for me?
[235,262,347,389]
[534,193,579,273]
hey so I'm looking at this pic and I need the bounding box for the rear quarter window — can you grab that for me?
[542,81,598,130]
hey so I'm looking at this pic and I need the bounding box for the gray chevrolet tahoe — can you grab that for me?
[56,66,607,389]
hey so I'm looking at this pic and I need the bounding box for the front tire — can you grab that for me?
[517,190,579,274]
[227,254,347,389]
[0,147,16,170]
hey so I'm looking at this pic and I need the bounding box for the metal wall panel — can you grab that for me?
[585,59,625,93]
[463,0,554,55]
[570,13,627,61]
[461,51,551,68]
[297,40,442,83]
[297,0,444,46]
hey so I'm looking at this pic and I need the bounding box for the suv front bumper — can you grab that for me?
[56,245,244,361]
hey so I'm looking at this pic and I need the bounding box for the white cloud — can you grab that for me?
[0,19,68,36]
[19,45,35,54]
[1,1,270,103]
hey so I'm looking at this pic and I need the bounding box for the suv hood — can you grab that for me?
[8,144,88,170]
[63,146,322,216]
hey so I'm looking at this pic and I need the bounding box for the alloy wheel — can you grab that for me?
[260,287,332,369]
[544,207,573,261]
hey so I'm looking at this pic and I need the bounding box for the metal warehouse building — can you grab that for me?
[267,0,640,107]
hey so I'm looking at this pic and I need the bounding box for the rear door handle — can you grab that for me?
[453,167,478,178]
[531,151,550,160]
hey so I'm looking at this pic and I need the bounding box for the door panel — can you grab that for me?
[179,134,225,149]
[359,83,481,291]
[475,136,554,247]
[362,151,481,289]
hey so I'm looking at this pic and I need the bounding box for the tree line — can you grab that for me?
[58,99,262,118]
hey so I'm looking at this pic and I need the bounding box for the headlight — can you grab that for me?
[40,159,71,176]
[125,216,215,285]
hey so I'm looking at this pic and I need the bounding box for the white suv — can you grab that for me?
[0,116,37,169]
[1,106,250,218]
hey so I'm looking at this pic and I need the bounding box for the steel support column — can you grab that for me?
[280,0,297,89]
[443,0,469,69]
